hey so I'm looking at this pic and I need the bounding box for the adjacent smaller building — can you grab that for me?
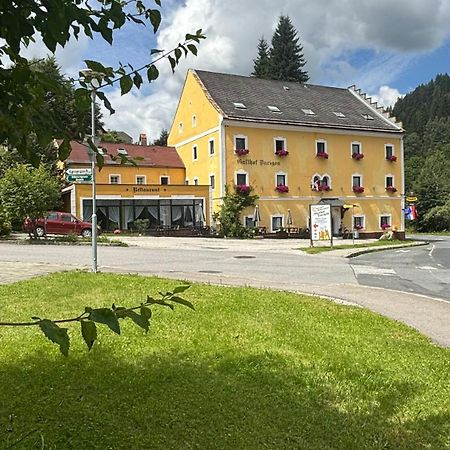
[61,141,210,231]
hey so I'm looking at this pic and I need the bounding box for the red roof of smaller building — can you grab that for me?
[66,141,185,168]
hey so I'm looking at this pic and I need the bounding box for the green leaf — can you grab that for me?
[173,285,191,294]
[74,88,91,110]
[119,75,133,95]
[89,308,121,335]
[187,44,197,56]
[150,48,163,55]
[96,91,115,115]
[149,9,161,33]
[133,72,143,89]
[140,306,152,320]
[174,48,182,62]
[170,296,195,311]
[81,320,97,351]
[123,311,150,332]
[84,60,114,77]
[154,0,161,6]
[146,296,174,310]
[168,56,176,73]
[38,320,70,356]
[147,65,159,82]
[58,139,72,161]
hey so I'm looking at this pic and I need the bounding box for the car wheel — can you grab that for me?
[35,226,45,237]
[81,228,92,238]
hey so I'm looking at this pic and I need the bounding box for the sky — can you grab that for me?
[23,0,450,142]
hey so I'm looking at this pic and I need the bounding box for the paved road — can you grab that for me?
[351,235,450,302]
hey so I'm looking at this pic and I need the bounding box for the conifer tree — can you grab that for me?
[251,37,271,79]
[268,15,309,83]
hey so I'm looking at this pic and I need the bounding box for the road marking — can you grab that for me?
[429,244,435,257]
[353,265,396,276]
[395,249,410,253]
[418,266,438,271]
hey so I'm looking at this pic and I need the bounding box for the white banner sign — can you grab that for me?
[310,204,332,241]
[65,168,92,176]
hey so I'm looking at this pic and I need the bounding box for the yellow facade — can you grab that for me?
[168,70,404,236]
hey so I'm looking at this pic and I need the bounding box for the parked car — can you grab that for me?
[24,212,97,237]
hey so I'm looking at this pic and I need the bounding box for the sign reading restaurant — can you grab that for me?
[237,159,281,166]
[310,204,333,244]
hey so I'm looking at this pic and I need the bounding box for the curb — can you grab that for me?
[0,239,127,247]
[345,241,429,258]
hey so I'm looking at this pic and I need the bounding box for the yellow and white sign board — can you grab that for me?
[310,204,332,241]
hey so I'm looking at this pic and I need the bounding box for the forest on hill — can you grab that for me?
[391,74,450,231]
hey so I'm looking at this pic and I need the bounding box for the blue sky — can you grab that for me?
[40,0,450,140]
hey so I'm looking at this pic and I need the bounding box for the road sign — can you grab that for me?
[66,168,92,176]
[66,174,92,183]
[406,196,418,202]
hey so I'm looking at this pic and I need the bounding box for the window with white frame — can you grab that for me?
[192,145,198,160]
[244,216,255,228]
[312,174,321,190]
[209,174,215,190]
[353,215,365,229]
[316,140,327,155]
[276,172,287,186]
[385,144,394,158]
[235,171,248,186]
[136,175,146,185]
[209,139,215,155]
[385,175,394,188]
[380,215,391,228]
[192,115,197,128]
[160,176,169,185]
[234,135,247,150]
[272,215,283,232]
[185,179,189,185]
[109,174,120,184]
[352,174,362,188]
[178,122,183,134]
[322,175,330,188]
[351,142,361,156]
[193,177,199,185]
[274,137,286,154]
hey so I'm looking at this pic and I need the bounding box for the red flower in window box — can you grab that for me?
[275,149,289,157]
[235,184,250,195]
[381,223,391,230]
[354,224,364,230]
[353,186,364,193]
[235,148,249,156]
[318,185,331,191]
[352,153,364,160]
[386,186,397,193]
[386,155,397,162]
[275,184,289,193]
[316,152,329,159]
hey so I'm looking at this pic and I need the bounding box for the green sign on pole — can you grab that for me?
[66,174,92,183]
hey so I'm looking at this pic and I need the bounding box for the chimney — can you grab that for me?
[139,133,147,146]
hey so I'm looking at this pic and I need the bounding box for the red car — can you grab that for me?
[24,212,95,237]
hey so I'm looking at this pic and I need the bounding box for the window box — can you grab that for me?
[386,155,397,162]
[354,224,364,230]
[386,186,397,193]
[352,153,364,160]
[235,184,251,195]
[275,184,289,193]
[353,186,364,193]
[381,223,391,230]
[235,148,249,156]
[316,151,329,159]
[275,149,289,157]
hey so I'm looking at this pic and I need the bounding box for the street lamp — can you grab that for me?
[80,69,103,273]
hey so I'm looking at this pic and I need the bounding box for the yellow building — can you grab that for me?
[62,141,210,231]
[168,70,405,237]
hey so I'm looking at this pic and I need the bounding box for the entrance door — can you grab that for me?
[331,207,341,236]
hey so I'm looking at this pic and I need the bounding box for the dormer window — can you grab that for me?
[333,112,346,118]
[302,109,316,116]
[233,102,247,109]
[268,105,281,113]
[362,113,374,120]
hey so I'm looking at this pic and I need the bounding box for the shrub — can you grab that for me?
[0,209,11,237]
[134,219,150,233]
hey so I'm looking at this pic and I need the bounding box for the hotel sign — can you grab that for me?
[310,204,332,242]
[237,159,281,167]
[65,168,92,183]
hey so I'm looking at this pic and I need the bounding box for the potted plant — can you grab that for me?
[316,151,329,159]
[352,153,364,160]
[353,186,364,193]
[235,184,250,195]
[386,186,397,193]
[275,149,289,157]
[386,155,397,162]
[235,148,249,156]
[275,184,289,193]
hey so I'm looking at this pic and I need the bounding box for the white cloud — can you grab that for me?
[99,0,450,139]
[371,86,404,108]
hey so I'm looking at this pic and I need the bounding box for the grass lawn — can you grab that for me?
[0,272,449,449]
[302,240,410,254]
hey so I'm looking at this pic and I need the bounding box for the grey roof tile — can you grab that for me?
[194,70,402,133]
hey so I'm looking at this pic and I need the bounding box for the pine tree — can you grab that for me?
[251,37,271,79]
[268,16,309,83]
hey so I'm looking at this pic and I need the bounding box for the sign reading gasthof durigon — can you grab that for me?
[310,204,332,241]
